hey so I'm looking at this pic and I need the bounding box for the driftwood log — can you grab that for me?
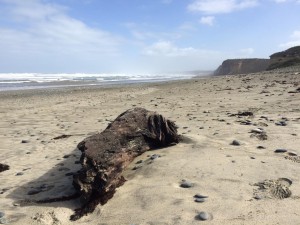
[71,107,179,220]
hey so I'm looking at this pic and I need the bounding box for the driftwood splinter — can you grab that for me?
[71,107,179,220]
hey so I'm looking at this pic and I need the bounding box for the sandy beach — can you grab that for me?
[1,69,300,225]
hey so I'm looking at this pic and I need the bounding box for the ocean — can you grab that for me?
[0,72,203,91]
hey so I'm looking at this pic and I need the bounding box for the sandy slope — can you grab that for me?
[0,69,300,225]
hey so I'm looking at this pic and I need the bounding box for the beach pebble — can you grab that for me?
[287,151,298,156]
[180,180,193,188]
[197,212,210,221]
[251,128,264,133]
[150,154,161,160]
[231,140,241,146]
[194,198,206,203]
[132,165,142,170]
[16,172,24,176]
[136,160,143,164]
[21,140,29,143]
[194,194,208,198]
[257,146,266,149]
[274,149,288,153]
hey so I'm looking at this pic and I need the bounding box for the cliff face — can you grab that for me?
[214,58,270,76]
[267,46,300,70]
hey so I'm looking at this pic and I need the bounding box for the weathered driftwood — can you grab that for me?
[71,107,179,220]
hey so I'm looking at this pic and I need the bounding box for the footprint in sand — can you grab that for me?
[253,178,292,199]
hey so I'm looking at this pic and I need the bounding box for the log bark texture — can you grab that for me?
[71,108,179,220]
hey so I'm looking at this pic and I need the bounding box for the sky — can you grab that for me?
[0,0,300,74]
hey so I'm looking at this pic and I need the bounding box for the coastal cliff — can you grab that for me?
[214,58,270,76]
[267,46,300,70]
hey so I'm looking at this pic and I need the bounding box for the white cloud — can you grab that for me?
[143,41,198,57]
[279,30,300,48]
[239,47,254,55]
[199,16,215,26]
[0,0,121,58]
[187,0,258,14]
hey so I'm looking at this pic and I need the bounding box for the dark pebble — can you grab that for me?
[16,172,24,176]
[232,140,241,146]
[250,156,255,159]
[136,160,143,164]
[132,165,142,170]
[274,149,288,153]
[21,140,29,143]
[180,181,193,188]
[257,146,266,149]
[194,198,206,203]
[194,194,208,198]
[63,154,71,159]
[197,212,210,221]
[0,212,4,218]
[150,154,160,160]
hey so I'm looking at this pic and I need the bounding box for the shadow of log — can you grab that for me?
[71,107,179,220]
[7,147,82,209]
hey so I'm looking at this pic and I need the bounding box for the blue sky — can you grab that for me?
[0,0,300,73]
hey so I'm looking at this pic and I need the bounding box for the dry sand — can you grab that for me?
[0,69,300,225]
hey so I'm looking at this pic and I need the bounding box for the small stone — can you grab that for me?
[132,165,142,170]
[231,140,241,146]
[194,198,206,203]
[136,160,143,164]
[21,140,29,143]
[251,128,263,134]
[250,156,255,159]
[150,154,160,160]
[257,146,266,149]
[197,212,210,221]
[199,127,204,129]
[16,172,24,176]
[194,194,208,198]
[287,151,298,156]
[180,181,193,188]
[274,149,287,153]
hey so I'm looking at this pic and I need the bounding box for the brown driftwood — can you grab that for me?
[71,107,179,220]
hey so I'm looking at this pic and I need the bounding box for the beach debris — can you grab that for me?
[253,178,292,199]
[21,140,29,143]
[71,108,179,220]
[194,194,208,199]
[257,146,266,149]
[0,164,9,173]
